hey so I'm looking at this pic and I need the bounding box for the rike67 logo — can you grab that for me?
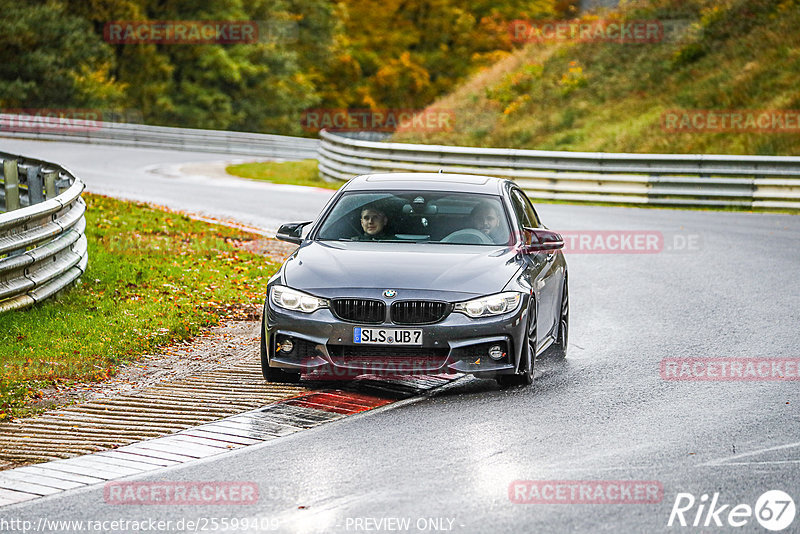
[668,490,796,531]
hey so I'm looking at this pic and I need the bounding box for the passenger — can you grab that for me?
[470,201,505,242]
[353,204,395,241]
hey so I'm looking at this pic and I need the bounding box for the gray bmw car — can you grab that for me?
[261,173,568,387]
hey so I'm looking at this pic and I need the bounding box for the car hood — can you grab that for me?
[282,241,522,298]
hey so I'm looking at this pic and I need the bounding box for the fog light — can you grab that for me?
[279,339,294,353]
[488,345,505,360]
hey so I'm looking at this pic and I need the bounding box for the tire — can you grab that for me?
[497,305,535,387]
[544,278,569,360]
[260,311,301,384]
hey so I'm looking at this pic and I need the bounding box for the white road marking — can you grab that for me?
[704,460,800,466]
[700,441,800,466]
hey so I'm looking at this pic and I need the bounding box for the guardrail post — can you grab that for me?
[3,159,21,211]
[44,170,57,199]
[28,165,44,205]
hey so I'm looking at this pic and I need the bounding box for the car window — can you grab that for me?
[510,189,532,229]
[521,191,542,227]
[316,191,512,245]
[511,189,541,228]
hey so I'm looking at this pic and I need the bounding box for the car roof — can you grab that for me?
[343,173,512,194]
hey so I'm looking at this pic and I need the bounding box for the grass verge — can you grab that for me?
[226,159,342,190]
[0,194,278,421]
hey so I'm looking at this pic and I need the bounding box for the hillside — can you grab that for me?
[392,0,800,155]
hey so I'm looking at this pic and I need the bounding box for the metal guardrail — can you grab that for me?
[0,152,88,313]
[0,114,319,160]
[318,130,800,209]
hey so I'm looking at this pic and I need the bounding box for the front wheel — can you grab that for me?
[260,312,301,384]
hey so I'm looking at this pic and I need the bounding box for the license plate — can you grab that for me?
[354,327,422,345]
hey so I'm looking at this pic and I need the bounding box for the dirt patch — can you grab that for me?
[0,317,312,469]
[27,320,264,413]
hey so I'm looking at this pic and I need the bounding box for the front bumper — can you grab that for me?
[265,295,530,378]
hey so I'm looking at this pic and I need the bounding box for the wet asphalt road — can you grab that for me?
[0,138,333,232]
[1,138,799,533]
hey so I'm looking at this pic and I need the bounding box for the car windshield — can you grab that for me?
[316,191,512,245]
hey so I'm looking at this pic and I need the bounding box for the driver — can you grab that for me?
[352,204,395,241]
[470,202,505,243]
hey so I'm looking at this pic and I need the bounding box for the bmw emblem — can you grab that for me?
[383,289,397,298]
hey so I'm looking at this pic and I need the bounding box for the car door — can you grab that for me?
[510,188,560,351]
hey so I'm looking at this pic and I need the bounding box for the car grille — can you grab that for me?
[391,301,449,325]
[331,299,386,324]
[328,345,450,372]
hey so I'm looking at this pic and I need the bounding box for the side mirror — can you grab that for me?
[276,221,312,245]
[521,228,564,254]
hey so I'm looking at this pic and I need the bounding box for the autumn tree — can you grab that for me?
[0,0,124,109]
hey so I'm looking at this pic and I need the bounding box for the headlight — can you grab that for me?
[454,292,522,318]
[270,285,328,313]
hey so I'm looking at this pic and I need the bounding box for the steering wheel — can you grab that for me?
[441,228,493,244]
